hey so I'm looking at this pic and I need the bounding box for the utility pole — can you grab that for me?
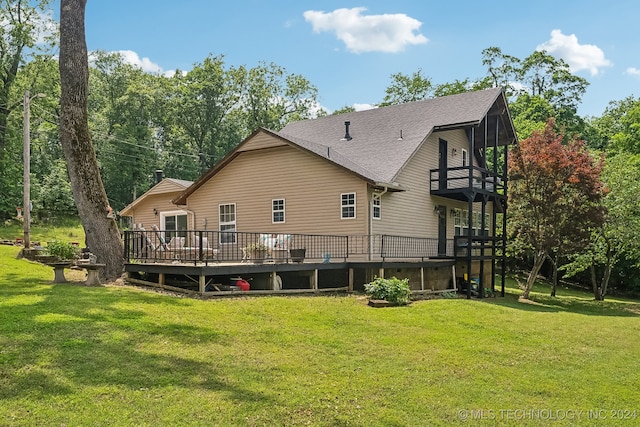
[23,90,31,249]
[23,90,44,250]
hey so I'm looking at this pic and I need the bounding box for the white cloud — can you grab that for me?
[116,50,164,74]
[536,29,612,76]
[303,7,428,54]
[626,67,640,77]
[354,103,377,111]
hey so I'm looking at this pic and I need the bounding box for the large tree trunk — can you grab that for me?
[59,0,123,280]
[522,249,546,300]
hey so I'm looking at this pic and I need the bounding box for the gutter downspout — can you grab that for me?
[370,186,389,261]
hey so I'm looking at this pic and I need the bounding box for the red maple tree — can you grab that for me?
[508,119,605,299]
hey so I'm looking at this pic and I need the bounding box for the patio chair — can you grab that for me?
[134,227,166,261]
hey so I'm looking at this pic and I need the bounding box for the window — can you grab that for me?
[219,203,236,244]
[161,211,188,240]
[453,209,468,236]
[462,148,469,167]
[272,199,285,223]
[453,208,490,236]
[341,193,356,219]
[372,195,381,220]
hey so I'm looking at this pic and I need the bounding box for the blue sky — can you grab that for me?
[52,0,638,117]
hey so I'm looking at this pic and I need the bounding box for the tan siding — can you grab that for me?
[238,133,288,152]
[126,192,184,229]
[371,132,452,238]
[186,145,369,235]
[370,129,496,239]
[146,180,186,196]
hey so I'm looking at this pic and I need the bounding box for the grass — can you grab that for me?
[1,244,639,426]
[0,218,85,244]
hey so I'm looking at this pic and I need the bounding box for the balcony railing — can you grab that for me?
[453,235,501,259]
[123,230,500,265]
[429,165,504,194]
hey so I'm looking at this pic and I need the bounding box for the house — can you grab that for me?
[119,171,193,237]
[123,87,516,296]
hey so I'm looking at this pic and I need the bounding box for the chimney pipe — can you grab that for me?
[155,169,163,183]
[343,121,352,141]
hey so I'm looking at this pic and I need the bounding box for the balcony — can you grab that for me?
[429,165,505,202]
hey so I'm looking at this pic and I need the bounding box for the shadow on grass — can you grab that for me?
[0,274,276,407]
[481,283,640,317]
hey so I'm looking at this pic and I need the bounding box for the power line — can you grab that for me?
[6,103,201,160]
[91,132,200,159]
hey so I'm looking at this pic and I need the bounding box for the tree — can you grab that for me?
[563,154,640,300]
[379,69,433,106]
[242,61,323,132]
[59,0,123,280]
[508,119,605,299]
[0,0,57,219]
[331,105,356,115]
[433,77,493,98]
[481,46,521,98]
[0,0,56,158]
[166,55,245,172]
[481,47,590,139]
[88,51,162,209]
[508,93,556,140]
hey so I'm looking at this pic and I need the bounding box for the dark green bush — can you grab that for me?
[364,276,411,305]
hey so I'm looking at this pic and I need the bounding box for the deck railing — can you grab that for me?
[123,229,494,264]
[124,230,349,265]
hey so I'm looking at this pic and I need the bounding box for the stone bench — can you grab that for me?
[47,262,106,285]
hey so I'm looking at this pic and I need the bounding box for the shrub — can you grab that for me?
[364,276,411,305]
[45,240,80,261]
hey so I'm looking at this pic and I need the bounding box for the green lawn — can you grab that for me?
[1,244,639,426]
[0,219,85,244]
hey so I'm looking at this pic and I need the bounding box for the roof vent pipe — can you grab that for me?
[342,121,352,141]
[155,169,163,183]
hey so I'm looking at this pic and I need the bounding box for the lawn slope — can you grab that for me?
[1,245,639,426]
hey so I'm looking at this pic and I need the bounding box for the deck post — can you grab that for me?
[379,267,384,279]
[271,271,277,290]
[348,268,354,292]
[159,273,165,287]
[311,269,318,290]
[420,267,425,291]
[199,274,205,293]
[452,265,457,292]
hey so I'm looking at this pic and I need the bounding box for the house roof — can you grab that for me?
[278,87,514,185]
[119,178,193,216]
[173,87,516,205]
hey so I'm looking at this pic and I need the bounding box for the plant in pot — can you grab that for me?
[245,242,269,263]
[45,240,80,264]
[289,248,306,263]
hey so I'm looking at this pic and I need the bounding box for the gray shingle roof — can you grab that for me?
[278,87,506,184]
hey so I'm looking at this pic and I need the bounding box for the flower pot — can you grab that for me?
[249,249,268,264]
[289,248,306,263]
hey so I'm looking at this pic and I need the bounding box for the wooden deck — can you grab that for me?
[124,258,457,296]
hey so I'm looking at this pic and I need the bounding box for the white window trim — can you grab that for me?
[341,192,356,219]
[453,208,490,236]
[461,148,469,167]
[219,203,237,244]
[160,210,188,237]
[372,195,381,220]
[272,198,286,224]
